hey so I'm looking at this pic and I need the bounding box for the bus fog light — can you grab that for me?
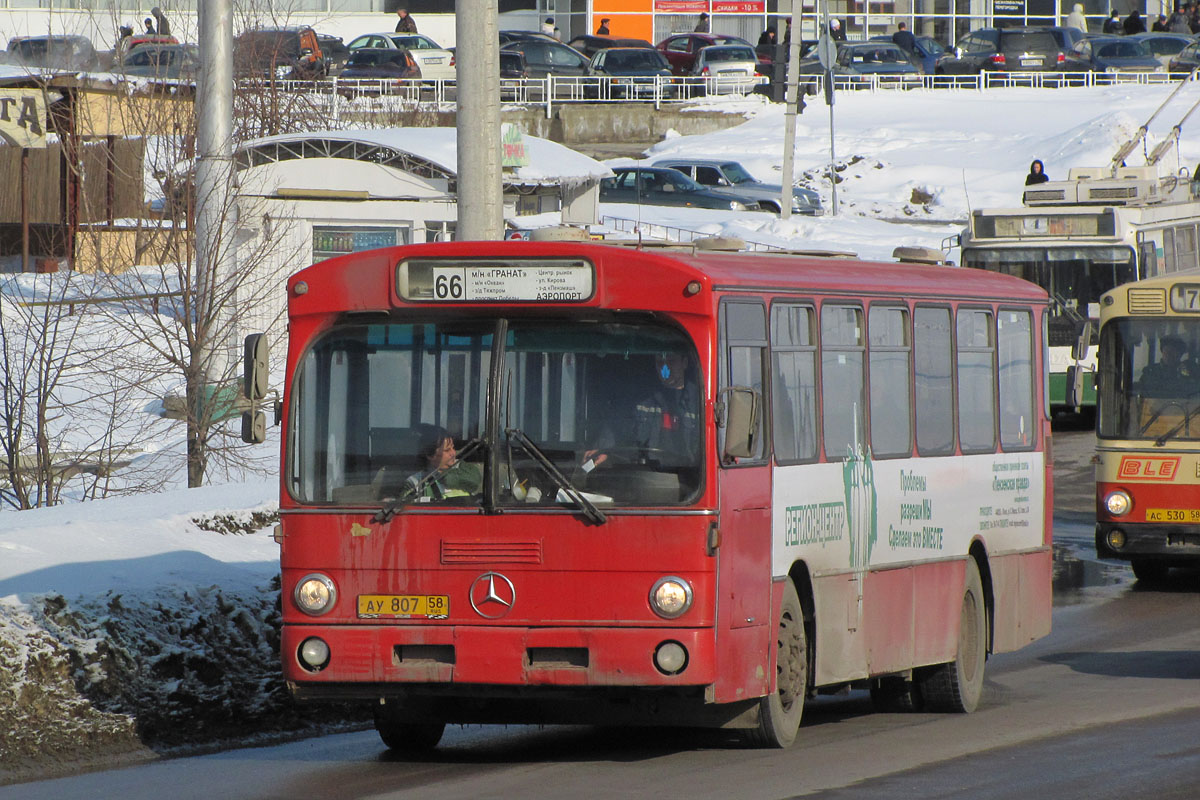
[299,637,330,671]
[1104,490,1132,517]
[654,641,688,675]
[650,577,693,619]
[295,573,337,615]
[1107,529,1126,550]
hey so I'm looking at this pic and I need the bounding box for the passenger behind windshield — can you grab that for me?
[406,425,482,500]
[1138,335,1196,398]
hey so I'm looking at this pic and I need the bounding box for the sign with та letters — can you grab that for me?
[0,90,50,148]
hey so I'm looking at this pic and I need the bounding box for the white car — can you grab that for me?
[690,44,760,93]
[346,32,454,81]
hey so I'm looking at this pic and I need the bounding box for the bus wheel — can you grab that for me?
[373,705,445,752]
[1131,559,1169,584]
[919,558,986,713]
[746,580,807,748]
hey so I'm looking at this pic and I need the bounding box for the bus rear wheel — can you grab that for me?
[919,558,986,713]
[373,704,445,752]
[746,580,807,748]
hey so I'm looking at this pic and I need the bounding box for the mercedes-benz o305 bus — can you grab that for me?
[1096,269,1200,582]
[254,239,1052,750]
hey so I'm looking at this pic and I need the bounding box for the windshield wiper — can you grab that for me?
[373,437,485,523]
[505,427,607,525]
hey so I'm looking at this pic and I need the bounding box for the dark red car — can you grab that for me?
[657,32,755,74]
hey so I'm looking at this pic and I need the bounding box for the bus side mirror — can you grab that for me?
[244,333,269,401]
[242,410,266,444]
[1065,364,1086,410]
[1071,321,1093,361]
[721,386,759,459]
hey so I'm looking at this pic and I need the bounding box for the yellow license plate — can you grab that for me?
[357,594,449,619]
[1144,508,1200,523]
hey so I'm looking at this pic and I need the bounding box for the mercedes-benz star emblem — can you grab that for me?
[469,572,516,619]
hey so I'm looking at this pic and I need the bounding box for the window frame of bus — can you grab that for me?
[769,300,820,466]
[997,306,1038,452]
[820,301,868,462]
[956,305,999,454]
[867,302,913,459]
[719,298,769,466]
[913,304,957,457]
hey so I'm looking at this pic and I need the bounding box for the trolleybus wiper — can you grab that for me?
[373,437,486,523]
[505,427,607,525]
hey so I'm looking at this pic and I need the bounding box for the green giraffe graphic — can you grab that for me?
[843,443,878,572]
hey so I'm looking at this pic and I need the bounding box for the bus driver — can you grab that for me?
[406,426,482,500]
[1139,335,1195,397]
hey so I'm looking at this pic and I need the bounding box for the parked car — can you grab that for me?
[586,47,675,98]
[568,34,654,59]
[651,157,822,215]
[346,32,454,81]
[234,27,331,80]
[499,49,530,99]
[657,31,754,74]
[1169,39,1200,74]
[689,44,760,93]
[1062,35,1163,72]
[117,43,200,80]
[337,47,421,94]
[499,30,560,46]
[1046,25,1089,52]
[868,33,946,73]
[110,33,178,69]
[800,42,922,86]
[5,34,100,71]
[599,166,754,211]
[317,34,350,75]
[1128,32,1196,68]
[937,27,1065,74]
[499,37,588,78]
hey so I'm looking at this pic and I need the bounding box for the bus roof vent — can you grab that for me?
[1127,287,1167,315]
[528,226,589,242]
[693,236,746,252]
[1068,167,1103,180]
[893,246,948,265]
[1023,188,1066,204]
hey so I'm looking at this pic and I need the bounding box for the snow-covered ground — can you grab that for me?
[5,82,1200,784]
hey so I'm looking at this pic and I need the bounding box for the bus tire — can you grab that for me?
[373,705,445,752]
[1131,559,1169,584]
[919,558,986,713]
[745,579,807,748]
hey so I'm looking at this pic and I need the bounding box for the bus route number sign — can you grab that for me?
[430,265,593,302]
[1169,284,1200,313]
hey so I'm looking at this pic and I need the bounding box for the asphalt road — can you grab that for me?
[5,427,1199,800]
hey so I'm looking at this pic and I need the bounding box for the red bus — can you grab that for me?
[252,238,1053,750]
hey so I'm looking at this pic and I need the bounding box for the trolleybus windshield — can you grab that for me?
[1098,317,1200,441]
[289,316,703,509]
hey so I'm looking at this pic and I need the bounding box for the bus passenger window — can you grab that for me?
[998,310,1035,449]
[957,309,997,452]
[914,306,955,455]
[821,304,865,459]
[771,304,818,462]
[868,306,911,457]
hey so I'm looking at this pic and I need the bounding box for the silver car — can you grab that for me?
[652,158,823,216]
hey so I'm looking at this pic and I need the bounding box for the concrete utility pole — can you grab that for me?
[779,0,804,220]
[456,0,503,240]
[196,0,235,375]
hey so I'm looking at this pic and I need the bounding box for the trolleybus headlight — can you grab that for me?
[654,641,689,675]
[298,637,330,671]
[650,576,693,619]
[1107,529,1127,550]
[1104,490,1132,517]
[294,573,337,615]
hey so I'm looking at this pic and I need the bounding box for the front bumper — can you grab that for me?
[1095,521,1200,561]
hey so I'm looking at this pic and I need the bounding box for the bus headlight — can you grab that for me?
[294,573,337,615]
[650,576,693,618]
[298,637,330,671]
[654,641,689,674]
[1104,490,1132,517]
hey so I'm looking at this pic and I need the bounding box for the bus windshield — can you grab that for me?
[963,246,1136,344]
[289,317,703,508]
[1098,318,1200,441]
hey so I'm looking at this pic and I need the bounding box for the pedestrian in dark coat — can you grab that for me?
[1103,10,1123,33]
[694,12,710,32]
[892,21,916,51]
[829,18,847,40]
[1026,160,1050,186]
[1123,10,1146,34]
[151,7,170,36]
[143,17,155,34]
[597,18,610,34]
[1153,13,1169,30]
[758,27,776,46]
[395,8,417,33]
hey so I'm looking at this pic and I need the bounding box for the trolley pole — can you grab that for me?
[779,0,805,220]
[456,0,503,240]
